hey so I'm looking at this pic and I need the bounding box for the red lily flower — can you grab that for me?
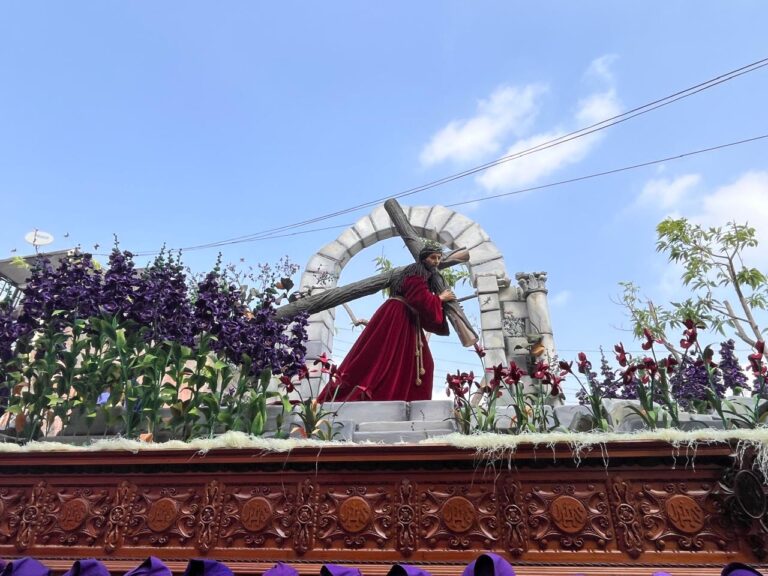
[549,372,564,396]
[504,362,527,386]
[313,353,332,371]
[749,341,765,373]
[615,343,629,367]
[660,355,678,374]
[489,363,506,388]
[473,342,486,358]
[642,357,658,377]
[279,374,296,393]
[532,360,550,380]
[641,328,657,351]
[558,360,573,374]
[577,352,592,374]
[680,319,698,350]
[622,364,638,384]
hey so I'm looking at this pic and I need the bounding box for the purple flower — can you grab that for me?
[719,339,748,393]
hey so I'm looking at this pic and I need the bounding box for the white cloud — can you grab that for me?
[694,171,768,231]
[476,57,622,192]
[420,84,547,166]
[550,290,572,307]
[585,54,619,85]
[636,174,701,210]
[477,129,595,190]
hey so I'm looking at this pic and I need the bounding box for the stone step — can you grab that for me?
[353,429,455,444]
[356,419,456,432]
[320,401,408,422]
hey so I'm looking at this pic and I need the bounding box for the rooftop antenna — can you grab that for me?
[24,229,54,252]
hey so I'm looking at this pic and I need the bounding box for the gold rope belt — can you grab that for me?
[390,296,425,386]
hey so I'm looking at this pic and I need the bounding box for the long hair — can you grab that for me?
[390,261,442,297]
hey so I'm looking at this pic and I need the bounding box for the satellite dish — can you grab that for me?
[24,229,54,246]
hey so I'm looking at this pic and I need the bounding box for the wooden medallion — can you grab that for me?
[550,495,588,534]
[665,494,704,534]
[442,496,476,533]
[146,497,178,532]
[338,496,372,533]
[241,496,272,532]
[58,498,89,531]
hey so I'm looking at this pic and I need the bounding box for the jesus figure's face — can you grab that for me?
[423,252,442,269]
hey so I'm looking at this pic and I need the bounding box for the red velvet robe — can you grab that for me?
[318,275,449,402]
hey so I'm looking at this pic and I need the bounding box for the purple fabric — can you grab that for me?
[262,563,299,576]
[320,564,362,576]
[0,558,51,576]
[62,559,110,576]
[183,560,233,576]
[386,565,432,576]
[722,563,765,576]
[123,557,171,576]
[461,554,515,576]
[651,572,673,576]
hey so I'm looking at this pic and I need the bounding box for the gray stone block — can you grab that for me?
[476,274,500,295]
[470,258,507,279]
[478,293,500,312]
[480,310,502,331]
[357,420,455,432]
[409,399,454,422]
[554,405,596,432]
[455,224,490,251]
[428,206,454,236]
[353,215,378,248]
[441,212,473,242]
[469,243,502,266]
[406,206,433,232]
[352,429,454,443]
[317,239,350,263]
[369,205,395,239]
[321,401,408,422]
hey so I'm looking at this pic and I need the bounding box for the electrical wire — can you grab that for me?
[132,132,768,256]
[142,56,768,255]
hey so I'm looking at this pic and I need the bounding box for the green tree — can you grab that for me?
[620,218,767,358]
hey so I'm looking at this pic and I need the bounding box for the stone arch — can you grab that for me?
[299,204,553,386]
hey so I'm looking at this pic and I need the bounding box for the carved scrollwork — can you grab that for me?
[220,483,294,549]
[36,487,110,547]
[501,478,526,557]
[396,479,416,557]
[104,481,136,553]
[125,486,199,547]
[0,487,24,545]
[292,479,316,555]
[317,485,391,550]
[196,480,223,553]
[420,483,498,550]
[525,482,612,552]
[634,480,733,553]
[715,467,768,559]
[611,477,644,559]
[14,481,51,551]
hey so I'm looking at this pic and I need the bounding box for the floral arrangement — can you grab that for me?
[447,325,767,435]
[0,246,309,442]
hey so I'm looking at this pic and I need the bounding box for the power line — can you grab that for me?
[140,56,768,255]
[134,131,768,256]
[446,133,768,207]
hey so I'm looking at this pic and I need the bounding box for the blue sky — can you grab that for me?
[2,2,767,398]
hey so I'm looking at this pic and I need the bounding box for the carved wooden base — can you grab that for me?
[0,441,766,576]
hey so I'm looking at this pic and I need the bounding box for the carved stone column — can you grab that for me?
[515,272,555,359]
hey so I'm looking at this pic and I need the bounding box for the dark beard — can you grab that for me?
[390,261,442,297]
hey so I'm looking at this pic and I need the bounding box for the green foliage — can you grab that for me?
[621,218,767,355]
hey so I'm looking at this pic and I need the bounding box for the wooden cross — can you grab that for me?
[275,199,479,346]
